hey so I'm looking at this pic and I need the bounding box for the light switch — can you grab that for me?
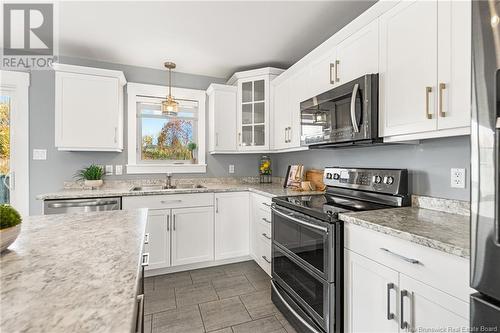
[33,149,47,160]
[105,165,113,175]
[229,165,235,174]
[115,165,123,175]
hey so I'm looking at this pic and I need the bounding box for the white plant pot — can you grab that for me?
[0,224,21,253]
[84,179,103,188]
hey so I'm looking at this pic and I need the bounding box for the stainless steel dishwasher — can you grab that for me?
[43,197,121,214]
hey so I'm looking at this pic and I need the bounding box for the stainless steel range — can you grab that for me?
[270,167,410,333]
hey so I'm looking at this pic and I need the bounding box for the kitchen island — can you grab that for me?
[0,209,148,333]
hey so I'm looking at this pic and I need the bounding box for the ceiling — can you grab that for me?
[59,1,376,79]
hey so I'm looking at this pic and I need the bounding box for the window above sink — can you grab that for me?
[126,83,206,174]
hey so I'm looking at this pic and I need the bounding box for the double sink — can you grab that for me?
[131,184,206,192]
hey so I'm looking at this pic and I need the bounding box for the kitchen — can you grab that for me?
[0,1,497,333]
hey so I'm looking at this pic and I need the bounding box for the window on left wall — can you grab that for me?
[127,83,206,174]
[137,97,198,164]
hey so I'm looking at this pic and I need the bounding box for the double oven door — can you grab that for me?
[271,204,342,333]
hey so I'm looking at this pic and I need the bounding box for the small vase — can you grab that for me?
[0,224,21,253]
[84,179,103,188]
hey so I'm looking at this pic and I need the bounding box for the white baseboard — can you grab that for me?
[144,255,253,277]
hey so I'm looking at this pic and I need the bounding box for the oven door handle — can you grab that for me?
[271,206,328,233]
[271,280,322,333]
[350,83,360,133]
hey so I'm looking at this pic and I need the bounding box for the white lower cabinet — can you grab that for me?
[214,192,250,260]
[344,250,399,333]
[344,223,470,333]
[144,210,171,270]
[171,207,214,266]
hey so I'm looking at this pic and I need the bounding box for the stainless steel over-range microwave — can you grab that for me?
[300,74,379,148]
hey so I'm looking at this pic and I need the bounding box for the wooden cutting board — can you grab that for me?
[305,169,326,191]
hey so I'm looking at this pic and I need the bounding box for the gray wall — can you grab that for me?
[29,57,262,214]
[271,136,471,201]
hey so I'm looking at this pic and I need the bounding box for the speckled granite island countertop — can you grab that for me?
[339,204,470,258]
[36,182,324,200]
[0,209,148,333]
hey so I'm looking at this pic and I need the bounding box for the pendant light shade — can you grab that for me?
[161,62,179,115]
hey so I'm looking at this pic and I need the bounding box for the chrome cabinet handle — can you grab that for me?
[400,290,411,330]
[380,248,421,265]
[425,86,433,119]
[350,83,360,133]
[439,83,446,117]
[160,199,182,204]
[329,63,335,84]
[166,214,170,231]
[387,283,395,320]
[114,127,118,143]
[262,202,271,207]
[262,217,271,224]
[141,253,150,267]
[216,133,219,146]
[238,132,241,146]
[262,255,271,264]
[216,198,219,213]
[173,214,176,231]
[262,233,271,240]
[144,233,150,244]
[335,60,340,82]
[136,294,144,333]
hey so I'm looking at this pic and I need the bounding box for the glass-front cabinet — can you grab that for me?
[227,68,284,151]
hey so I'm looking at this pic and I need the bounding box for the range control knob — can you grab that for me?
[333,173,340,180]
[326,173,333,180]
[372,175,382,184]
[384,176,395,185]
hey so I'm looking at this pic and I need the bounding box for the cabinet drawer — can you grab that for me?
[252,193,272,213]
[344,223,472,302]
[254,206,272,229]
[123,193,214,210]
[256,219,272,245]
[257,237,272,276]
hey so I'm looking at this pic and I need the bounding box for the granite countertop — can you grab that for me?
[339,206,470,258]
[36,182,325,200]
[1,209,148,333]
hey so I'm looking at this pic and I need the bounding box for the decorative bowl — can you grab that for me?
[0,224,21,252]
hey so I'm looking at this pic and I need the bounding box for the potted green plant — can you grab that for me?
[75,164,105,188]
[187,142,197,164]
[0,204,22,252]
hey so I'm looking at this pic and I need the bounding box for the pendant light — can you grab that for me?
[161,61,179,115]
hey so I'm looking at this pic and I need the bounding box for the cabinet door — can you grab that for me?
[55,72,121,150]
[399,274,469,332]
[309,49,336,96]
[171,206,214,266]
[344,250,399,333]
[437,0,471,130]
[288,69,310,148]
[271,80,290,150]
[237,77,269,150]
[208,85,237,152]
[379,0,438,137]
[145,210,171,270]
[215,192,250,260]
[336,19,379,84]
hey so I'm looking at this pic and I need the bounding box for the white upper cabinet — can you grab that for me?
[437,0,472,131]
[53,63,126,151]
[379,0,438,137]
[207,84,237,153]
[336,19,379,84]
[309,48,337,97]
[228,68,284,152]
[379,0,471,141]
[271,79,290,150]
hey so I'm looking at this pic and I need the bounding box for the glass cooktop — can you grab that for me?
[272,194,391,222]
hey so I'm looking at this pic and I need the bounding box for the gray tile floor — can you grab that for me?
[143,260,298,333]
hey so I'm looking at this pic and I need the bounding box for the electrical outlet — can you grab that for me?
[229,164,235,174]
[115,165,123,175]
[32,149,47,160]
[450,168,466,188]
[105,165,113,176]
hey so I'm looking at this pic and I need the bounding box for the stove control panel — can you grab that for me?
[324,167,408,195]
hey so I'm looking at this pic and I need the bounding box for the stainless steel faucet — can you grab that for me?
[165,173,174,189]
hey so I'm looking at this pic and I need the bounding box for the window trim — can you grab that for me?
[126,82,206,174]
